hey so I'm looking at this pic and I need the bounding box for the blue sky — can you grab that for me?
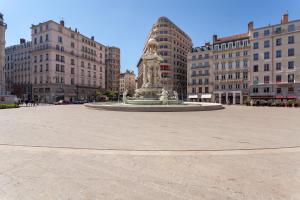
[1,0,300,73]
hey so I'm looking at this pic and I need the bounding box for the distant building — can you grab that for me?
[105,46,120,93]
[5,39,32,99]
[249,13,300,102]
[0,13,6,95]
[137,17,192,98]
[187,43,214,102]
[119,70,136,96]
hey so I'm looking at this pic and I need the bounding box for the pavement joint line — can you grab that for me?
[0,143,300,155]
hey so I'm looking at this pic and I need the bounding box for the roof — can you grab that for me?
[214,33,249,44]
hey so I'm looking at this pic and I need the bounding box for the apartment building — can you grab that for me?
[213,32,250,104]
[187,43,214,102]
[0,13,6,94]
[137,17,192,98]
[30,20,106,103]
[249,13,300,102]
[119,70,136,96]
[4,39,32,99]
[105,46,120,93]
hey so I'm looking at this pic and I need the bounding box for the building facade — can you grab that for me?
[213,33,250,104]
[4,39,32,99]
[0,13,6,94]
[249,13,300,102]
[137,17,192,98]
[187,44,214,102]
[30,20,106,103]
[105,46,120,93]
[119,70,136,96]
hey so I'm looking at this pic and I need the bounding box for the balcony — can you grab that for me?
[191,73,210,77]
[191,64,210,69]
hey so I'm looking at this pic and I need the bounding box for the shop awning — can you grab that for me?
[201,94,212,99]
[188,95,198,99]
[276,96,285,99]
[287,96,297,99]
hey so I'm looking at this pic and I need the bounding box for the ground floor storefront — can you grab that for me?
[32,84,100,103]
[188,94,213,102]
[214,91,248,105]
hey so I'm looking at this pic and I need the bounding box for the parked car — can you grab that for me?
[54,100,70,105]
[73,100,88,104]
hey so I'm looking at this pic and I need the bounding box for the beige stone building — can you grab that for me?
[137,17,192,98]
[30,20,106,103]
[187,43,214,102]
[0,13,6,94]
[105,46,120,93]
[213,32,251,104]
[119,70,136,96]
[4,39,32,99]
[249,13,300,102]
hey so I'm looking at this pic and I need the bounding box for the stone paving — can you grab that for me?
[0,105,299,199]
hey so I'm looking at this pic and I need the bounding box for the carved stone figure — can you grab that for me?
[123,90,128,104]
[160,88,169,105]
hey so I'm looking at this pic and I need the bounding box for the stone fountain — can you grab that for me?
[84,37,223,112]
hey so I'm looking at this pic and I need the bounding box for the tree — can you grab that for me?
[104,91,117,100]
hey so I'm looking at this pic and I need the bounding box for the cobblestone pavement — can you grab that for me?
[0,105,299,200]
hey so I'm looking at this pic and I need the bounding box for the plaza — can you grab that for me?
[0,105,299,199]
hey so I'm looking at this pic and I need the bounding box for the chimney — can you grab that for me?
[213,35,218,42]
[248,21,254,32]
[75,28,77,33]
[20,38,26,44]
[60,20,65,26]
[281,12,289,24]
[91,36,94,41]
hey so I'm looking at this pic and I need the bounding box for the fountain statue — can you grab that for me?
[125,36,182,105]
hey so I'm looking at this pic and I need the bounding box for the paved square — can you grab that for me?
[0,105,299,199]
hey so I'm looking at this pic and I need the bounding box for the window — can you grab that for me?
[253,65,259,72]
[34,38,37,45]
[198,87,202,93]
[288,36,295,44]
[45,54,49,61]
[61,65,64,72]
[39,36,43,43]
[46,64,49,72]
[56,54,60,61]
[288,24,295,32]
[45,34,49,42]
[253,42,259,49]
[235,72,240,79]
[205,87,209,93]
[275,27,282,33]
[264,64,270,71]
[253,53,259,61]
[288,61,295,69]
[56,64,60,72]
[243,72,248,80]
[288,48,295,56]
[71,59,75,65]
[276,38,282,46]
[264,29,270,36]
[276,50,282,58]
[71,78,74,85]
[276,75,281,83]
[264,40,270,48]
[288,87,294,94]
[40,65,43,72]
[253,87,259,93]
[71,68,75,74]
[236,61,240,68]
[236,52,240,57]
[276,62,282,71]
[264,76,270,84]
[277,88,282,94]
[58,36,63,43]
[288,74,294,83]
[263,87,270,93]
[253,32,259,38]
[264,52,270,59]
[61,56,65,62]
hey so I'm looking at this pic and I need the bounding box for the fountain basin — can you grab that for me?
[84,102,224,112]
